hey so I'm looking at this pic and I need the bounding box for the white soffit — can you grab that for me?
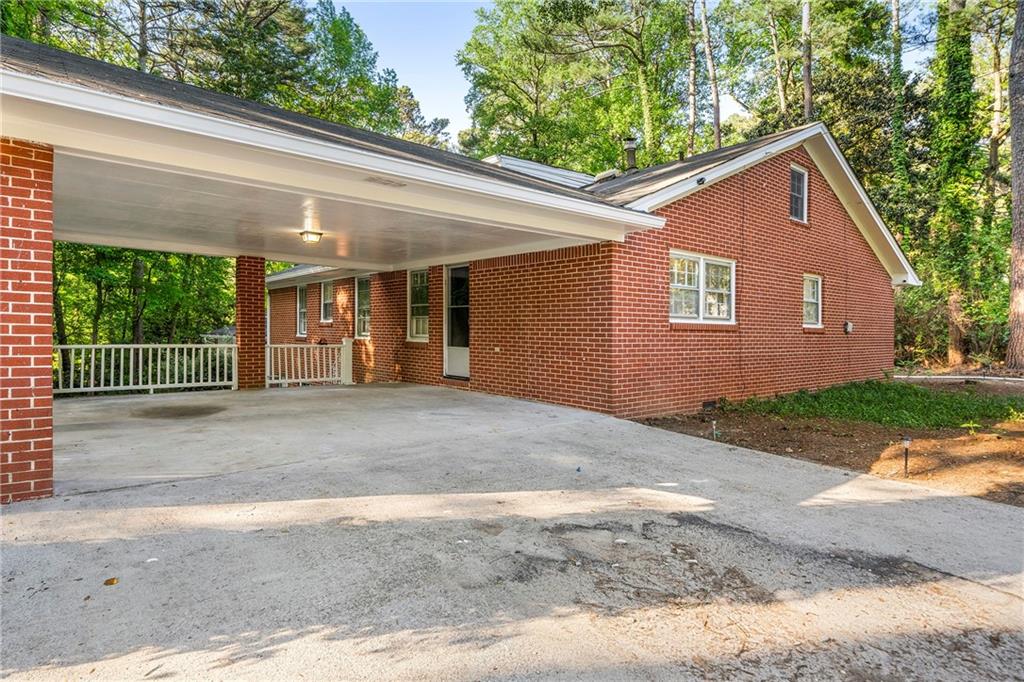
[0,70,664,257]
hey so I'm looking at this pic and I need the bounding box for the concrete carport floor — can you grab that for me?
[3,384,1022,680]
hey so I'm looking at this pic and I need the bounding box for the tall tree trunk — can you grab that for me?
[767,10,787,115]
[130,256,146,344]
[166,254,195,343]
[890,0,910,240]
[91,281,105,345]
[136,0,148,72]
[986,30,1004,209]
[698,0,720,148]
[947,288,967,366]
[936,0,974,365]
[53,276,70,378]
[636,63,655,162]
[686,0,698,155]
[1006,0,1024,368]
[801,0,813,122]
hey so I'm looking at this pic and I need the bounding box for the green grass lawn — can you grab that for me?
[723,380,1024,430]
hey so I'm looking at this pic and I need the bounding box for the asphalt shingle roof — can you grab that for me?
[584,125,819,206]
[0,36,617,208]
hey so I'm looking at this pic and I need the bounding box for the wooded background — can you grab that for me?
[2,0,1016,368]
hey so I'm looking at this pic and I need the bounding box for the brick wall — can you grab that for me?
[608,147,894,417]
[266,147,895,418]
[1,137,54,503]
[464,245,615,411]
[235,256,266,389]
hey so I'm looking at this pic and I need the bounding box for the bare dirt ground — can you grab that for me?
[641,379,1024,507]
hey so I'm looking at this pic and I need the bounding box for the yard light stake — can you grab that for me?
[712,420,718,441]
[903,435,912,476]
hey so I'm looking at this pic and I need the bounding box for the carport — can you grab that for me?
[0,37,661,502]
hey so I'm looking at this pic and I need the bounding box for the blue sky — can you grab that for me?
[341,0,748,138]
[340,1,933,142]
[342,2,488,135]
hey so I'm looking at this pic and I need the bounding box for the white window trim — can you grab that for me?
[296,284,307,337]
[407,269,429,342]
[669,250,736,325]
[354,276,371,339]
[320,281,333,323]
[803,274,823,328]
[790,164,808,223]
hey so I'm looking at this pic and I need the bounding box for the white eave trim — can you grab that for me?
[482,154,595,188]
[625,123,919,287]
[1,70,664,232]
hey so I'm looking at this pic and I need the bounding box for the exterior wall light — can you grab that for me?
[299,230,323,244]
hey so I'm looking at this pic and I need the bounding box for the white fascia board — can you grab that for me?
[626,122,920,287]
[2,71,663,233]
[483,155,595,188]
[267,267,371,290]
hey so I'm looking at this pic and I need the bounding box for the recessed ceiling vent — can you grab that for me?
[365,175,408,188]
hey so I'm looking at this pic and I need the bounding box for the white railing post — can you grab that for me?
[264,341,353,387]
[52,344,239,395]
[231,344,239,390]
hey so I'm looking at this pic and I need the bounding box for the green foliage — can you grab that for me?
[458,0,692,171]
[186,0,311,104]
[723,380,1024,429]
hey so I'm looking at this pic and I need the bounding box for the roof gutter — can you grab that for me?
[1,70,664,232]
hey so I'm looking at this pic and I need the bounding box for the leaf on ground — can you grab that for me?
[103,577,118,586]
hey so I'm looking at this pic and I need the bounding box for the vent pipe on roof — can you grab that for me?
[623,137,638,170]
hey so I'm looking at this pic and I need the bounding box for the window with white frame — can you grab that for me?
[790,165,808,222]
[355,277,371,338]
[408,269,429,340]
[803,274,822,326]
[296,284,307,336]
[320,281,333,322]
[670,251,735,323]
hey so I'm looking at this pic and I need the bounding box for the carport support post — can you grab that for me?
[0,138,54,503]
[235,255,266,389]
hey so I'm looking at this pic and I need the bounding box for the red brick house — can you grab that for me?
[0,38,916,501]
[267,128,917,418]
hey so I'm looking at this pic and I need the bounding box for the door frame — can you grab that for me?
[443,262,470,379]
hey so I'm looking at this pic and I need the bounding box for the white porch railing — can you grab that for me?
[53,344,237,394]
[266,341,353,387]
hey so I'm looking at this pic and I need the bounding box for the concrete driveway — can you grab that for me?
[3,384,1022,680]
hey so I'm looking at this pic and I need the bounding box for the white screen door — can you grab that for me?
[445,265,469,378]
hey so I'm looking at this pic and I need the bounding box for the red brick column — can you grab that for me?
[235,256,266,389]
[1,138,54,503]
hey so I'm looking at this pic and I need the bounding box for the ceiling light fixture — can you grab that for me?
[299,230,323,244]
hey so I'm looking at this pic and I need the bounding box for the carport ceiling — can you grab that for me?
[54,152,594,270]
